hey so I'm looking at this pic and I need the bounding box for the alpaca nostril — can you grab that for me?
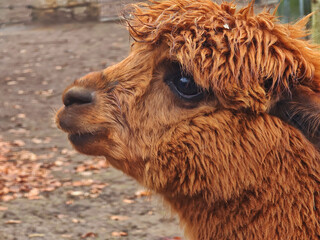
[63,86,94,107]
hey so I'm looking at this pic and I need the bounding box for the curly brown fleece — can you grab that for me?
[56,0,320,239]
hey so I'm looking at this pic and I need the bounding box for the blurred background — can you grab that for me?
[0,0,319,240]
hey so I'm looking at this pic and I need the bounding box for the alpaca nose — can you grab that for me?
[63,86,94,106]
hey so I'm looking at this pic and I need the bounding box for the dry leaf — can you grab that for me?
[17,113,26,119]
[76,165,87,172]
[17,77,26,81]
[35,89,54,96]
[31,138,42,144]
[61,234,73,238]
[61,148,76,156]
[110,215,129,221]
[22,69,33,73]
[0,142,61,202]
[54,160,64,166]
[43,137,51,143]
[66,200,74,205]
[69,191,84,197]
[7,81,17,85]
[79,171,92,176]
[12,140,25,147]
[2,195,15,202]
[72,179,94,187]
[11,150,37,161]
[81,232,98,238]
[135,189,151,198]
[57,214,67,219]
[8,128,29,134]
[0,206,8,211]
[25,188,40,199]
[28,233,45,238]
[91,183,108,189]
[6,220,21,224]
[72,218,80,223]
[111,232,128,237]
[123,199,134,204]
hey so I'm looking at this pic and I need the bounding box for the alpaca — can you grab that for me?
[56,0,320,239]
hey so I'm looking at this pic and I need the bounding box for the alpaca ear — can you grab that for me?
[269,85,320,149]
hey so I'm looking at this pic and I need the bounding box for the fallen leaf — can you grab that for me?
[7,81,17,85]
[42,186,56,192]
[135,189,152,198]
[28,233,45,238]
[54,160,64,166]
[91,183,108,190]
[69,191,84,197]
[11,150,37,161]
[61,148,76,156]
[12,140,25,147]
[22,69,33,73]
[72,179,94,187]
[8,128,29,135]
[43,137,51,143]
[89,194,99,198]
[76,165,87,173]
[25,188,40,199]
[2,195,15,202]
[0,142,62,202]
[61,234,73,238]
[57,214,67,219]
[78,171,93,177]
[111,232,128,237]
[31,138,42,144]
[17,113,26,119]
[17,77,26,81]
[65,200,74,205]
[110,215,129,221]
[35,89,54,97]
[123,199,134,204]
[72,218,80,223]
[0,206,8,211]
[38,152,55,160]
[81,232,98,238]
[6,220,21,224]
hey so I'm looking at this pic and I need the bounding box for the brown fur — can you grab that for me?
[56,1,320,239]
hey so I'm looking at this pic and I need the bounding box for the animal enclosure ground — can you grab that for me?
[0,22,182,240]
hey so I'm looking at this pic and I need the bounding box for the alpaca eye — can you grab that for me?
[165,62,204,101]
[175,76,199,96]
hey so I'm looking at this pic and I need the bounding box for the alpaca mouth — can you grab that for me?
[68,132,102,146]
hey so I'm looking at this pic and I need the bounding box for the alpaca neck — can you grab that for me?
[165,172,320,240]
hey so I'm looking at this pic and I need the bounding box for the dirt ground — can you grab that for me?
[0,22,183,240]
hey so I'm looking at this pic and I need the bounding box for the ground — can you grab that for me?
[0,22,182,240]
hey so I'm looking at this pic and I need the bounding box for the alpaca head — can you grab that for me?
[56,0,320,203]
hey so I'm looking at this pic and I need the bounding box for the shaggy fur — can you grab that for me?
[56,0,320,239]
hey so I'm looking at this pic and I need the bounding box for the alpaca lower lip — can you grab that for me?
[68,133,98,146]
